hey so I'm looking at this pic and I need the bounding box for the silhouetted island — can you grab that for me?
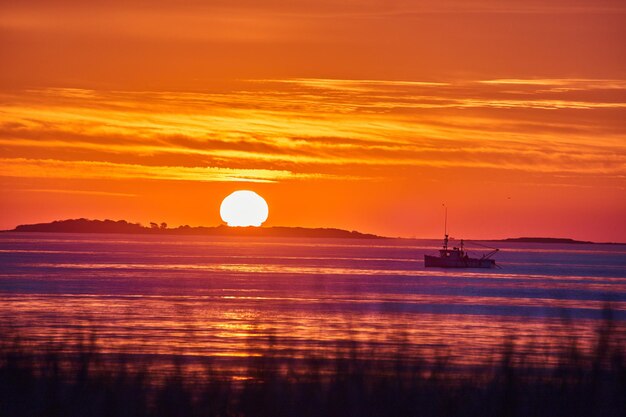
[6,219,385,239]
[496,237,594,244]
[489,237,624,245]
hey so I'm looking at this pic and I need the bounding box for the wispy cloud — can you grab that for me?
[0,78,624,184]
[14,189,138,197]
[0,158,337,183]
[479,78,626,88]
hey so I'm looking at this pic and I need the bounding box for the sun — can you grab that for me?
[220,190,269,227]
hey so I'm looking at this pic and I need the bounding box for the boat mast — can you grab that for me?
[443,204,448,250]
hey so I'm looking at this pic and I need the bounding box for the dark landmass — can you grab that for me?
[492,237,624,245]
[5,218,385,239]
[5,219,624,244]
[497,237,593,244]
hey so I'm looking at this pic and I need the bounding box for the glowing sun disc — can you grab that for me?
[220,190,269,227]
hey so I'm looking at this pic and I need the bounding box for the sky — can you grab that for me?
[1,0,625,240]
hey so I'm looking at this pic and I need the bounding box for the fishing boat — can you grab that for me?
[424,208,499,268]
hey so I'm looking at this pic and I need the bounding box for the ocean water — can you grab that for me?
[1,233,625,365]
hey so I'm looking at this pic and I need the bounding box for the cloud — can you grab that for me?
[0,158,337,183]
[0,79,624,183]
[14,189,138,197]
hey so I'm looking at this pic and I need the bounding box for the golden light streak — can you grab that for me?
[0,158,332,183]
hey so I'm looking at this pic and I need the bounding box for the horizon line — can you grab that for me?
[3,218,625,245]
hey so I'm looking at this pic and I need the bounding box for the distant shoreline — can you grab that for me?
[3,218,385,240]
[488,237,625,246]
[2,219,624,245]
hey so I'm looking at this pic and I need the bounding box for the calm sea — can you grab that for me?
[1,233,625,365]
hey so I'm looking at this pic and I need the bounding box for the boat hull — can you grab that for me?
[424,255,496,268]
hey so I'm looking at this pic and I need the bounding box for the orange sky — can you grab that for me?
[1,1,625,240]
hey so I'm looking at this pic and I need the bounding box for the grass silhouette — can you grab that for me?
[1,308,624,417]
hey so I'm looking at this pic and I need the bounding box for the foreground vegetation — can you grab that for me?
[1,313,624,417]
